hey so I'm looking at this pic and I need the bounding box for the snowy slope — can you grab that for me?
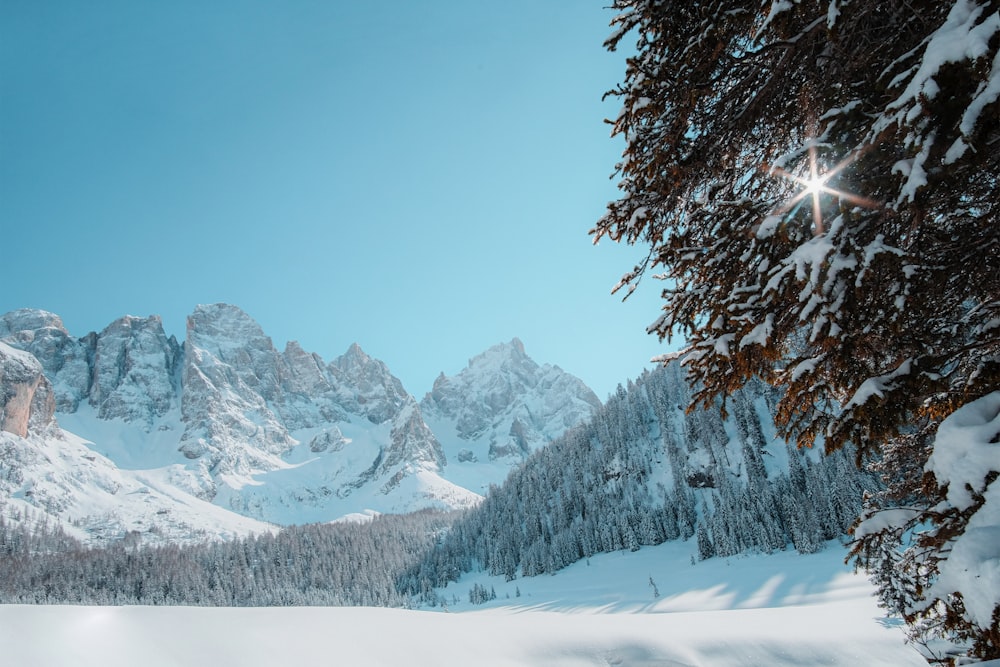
[215,412,481,525]
[0,427,271,544]
[0,541,927,666]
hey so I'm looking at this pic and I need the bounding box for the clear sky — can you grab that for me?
[0,1,673,401]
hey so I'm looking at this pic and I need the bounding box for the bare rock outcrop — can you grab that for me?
[0,342,56,437]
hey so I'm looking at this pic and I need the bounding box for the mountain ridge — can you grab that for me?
[0,304,601,542]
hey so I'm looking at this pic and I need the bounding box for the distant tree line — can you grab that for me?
[0,504,454,607]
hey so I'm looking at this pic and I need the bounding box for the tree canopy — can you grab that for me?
[595,0,999,658]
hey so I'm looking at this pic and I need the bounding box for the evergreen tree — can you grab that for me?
[595,0,1000,657]
[696,525,715,561]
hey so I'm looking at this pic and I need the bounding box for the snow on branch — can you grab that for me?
[876,0,1000,200]
[844,359,915,410]
[885,1,1000,116]
[926,391,1000,513]
[923,391,1000,633]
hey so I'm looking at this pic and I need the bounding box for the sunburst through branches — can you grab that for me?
[767,144,880,235]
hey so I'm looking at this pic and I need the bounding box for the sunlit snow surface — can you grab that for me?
[2,541,927,666]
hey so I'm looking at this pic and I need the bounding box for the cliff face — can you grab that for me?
[177,304,297,490]
[90,315,182,426]
[0,342,56,438]
[0,309,93,413]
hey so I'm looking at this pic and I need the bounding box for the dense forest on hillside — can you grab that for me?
[400,364,875,604]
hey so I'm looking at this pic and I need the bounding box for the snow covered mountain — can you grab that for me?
[421,338,602,493]
[0,340,269,543]
[0,305,599,541]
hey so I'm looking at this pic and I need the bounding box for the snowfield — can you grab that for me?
[1,540,928,666]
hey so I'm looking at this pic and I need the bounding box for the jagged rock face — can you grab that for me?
[185,303,284,403]
[277,341,346,429]
[89,315,181,427]
[282,341,331,396]
[382,397,446,474]
[0,309,63,335]
[0,342,56,437]
[423,338,542,433]
[178,304,295,487]
[1,310,183,428]
[308,426,347,453]
[0,309,93,412]
[421,338,601,460]
[335,396,449,503]
[329,343,409,424]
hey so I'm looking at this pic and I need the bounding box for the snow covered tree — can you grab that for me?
[595,0,1000,657]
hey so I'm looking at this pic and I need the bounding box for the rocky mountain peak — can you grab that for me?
[329,343,408,424]
[467,337,532,372]
[101,314,160,335]
[340,342,369,365]
[0,309,94,412]
[382,396,447,474]
[179,305,293,492]
[421,338,601,461]
[500,337,526,357]
[0,308,67,338]
[186,303,274,353]
[281,341,331,396]
[89,314,181,426]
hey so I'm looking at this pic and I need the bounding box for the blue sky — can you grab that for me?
[0,1,671,400]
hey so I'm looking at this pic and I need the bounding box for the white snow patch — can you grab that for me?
[739,314,774,349]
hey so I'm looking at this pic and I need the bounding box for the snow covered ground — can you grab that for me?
[1,540,929,666]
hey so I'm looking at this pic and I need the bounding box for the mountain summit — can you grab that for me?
[421,338,602,491]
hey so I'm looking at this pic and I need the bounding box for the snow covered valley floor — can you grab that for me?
[1,540,929,666]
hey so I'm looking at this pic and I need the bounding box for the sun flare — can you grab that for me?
[765,144,879,235]
[802,174,826,196]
